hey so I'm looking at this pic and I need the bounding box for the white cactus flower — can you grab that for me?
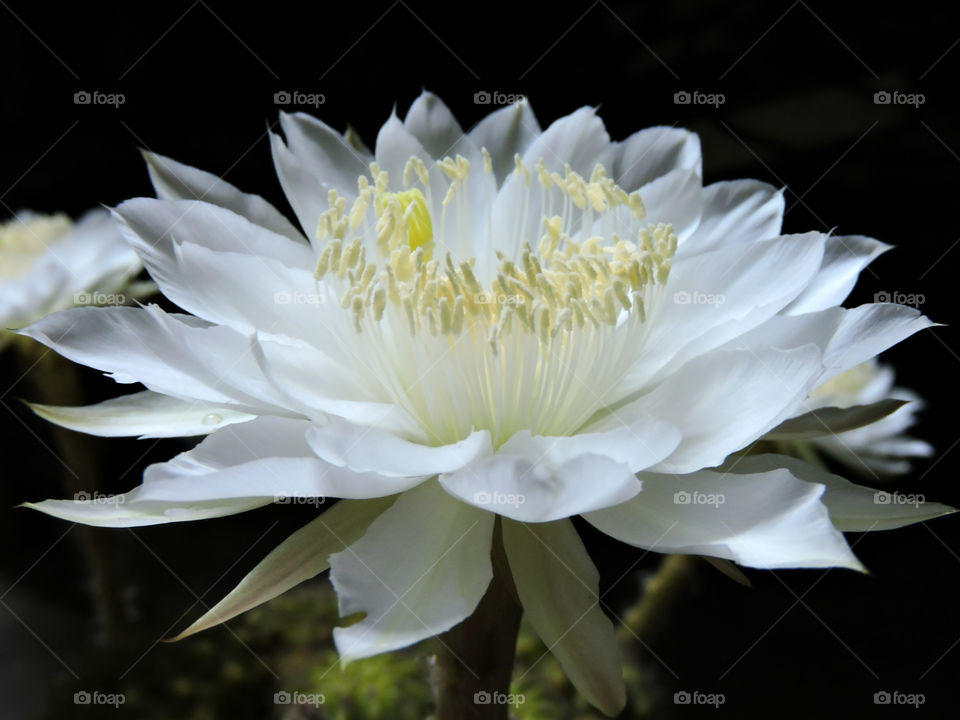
[19,93,952,715]
[1,209,143,349]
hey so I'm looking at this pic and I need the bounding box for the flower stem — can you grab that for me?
[432,518,521,720]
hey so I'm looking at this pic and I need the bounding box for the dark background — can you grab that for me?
[2,0,959,717]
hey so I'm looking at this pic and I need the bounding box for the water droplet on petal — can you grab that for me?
[202,413,222,426]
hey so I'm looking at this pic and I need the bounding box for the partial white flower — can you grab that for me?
[800,360,931,475]
[0,209,144,349]
[20,92,952,715]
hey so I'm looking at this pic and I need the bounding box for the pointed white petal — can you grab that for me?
[170,497,394,640]
[681,180,784,256]
[468,99,541,184]
[585,467,863,570]
[786,235,890,315]
[28,390,255,438]
[330,481,494,660]
[142,151,304,242]
[725,454,955,531]
[613,126,701,191]
[765,398,908,440]
[502,518,625,716]
[403,91,466,159]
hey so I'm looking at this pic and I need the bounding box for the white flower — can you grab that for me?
[20,93,952,715]
[798,360,932,475]
[0,209,143,349]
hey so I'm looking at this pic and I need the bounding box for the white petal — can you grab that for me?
[468,99,541,184]
[278,111,371,193]
[680,180,784,256]
[142,151,304,242]
[24,417,421,527]
[170,497,394,640]
[329,481,494,660]
[28,390,255,438]
[786,235,890,315]
[440,452,641,523]
[610,346,823,474]
[628,232,826,385]
[502,518,625,716]
[403,91,466,159]
[306,416,492,477]
[613,126,701,190]
[725,454,955,531]
[636,169,703,244]
[585,467,863,570]
[765,398,908,440]
[20,305,288,412]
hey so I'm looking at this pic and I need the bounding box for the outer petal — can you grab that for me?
[585,467,863,570]
[19,305,289,412]
[680,180,784,256]
[724,454,954,531]
[28,390,255,438]
[786,235,891,315]
[329,481,495,660]
[503,519,625,716]
[23,417,422,527]
[170,497,394,640]
[142,151,304,242]
[613,126,701,190]
[608,345,823,474]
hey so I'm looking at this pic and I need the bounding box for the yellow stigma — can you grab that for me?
[381,188,433,257]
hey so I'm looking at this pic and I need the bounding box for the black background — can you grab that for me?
[2,0,960,717]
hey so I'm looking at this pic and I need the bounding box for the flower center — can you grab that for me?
[309,153,676,446]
